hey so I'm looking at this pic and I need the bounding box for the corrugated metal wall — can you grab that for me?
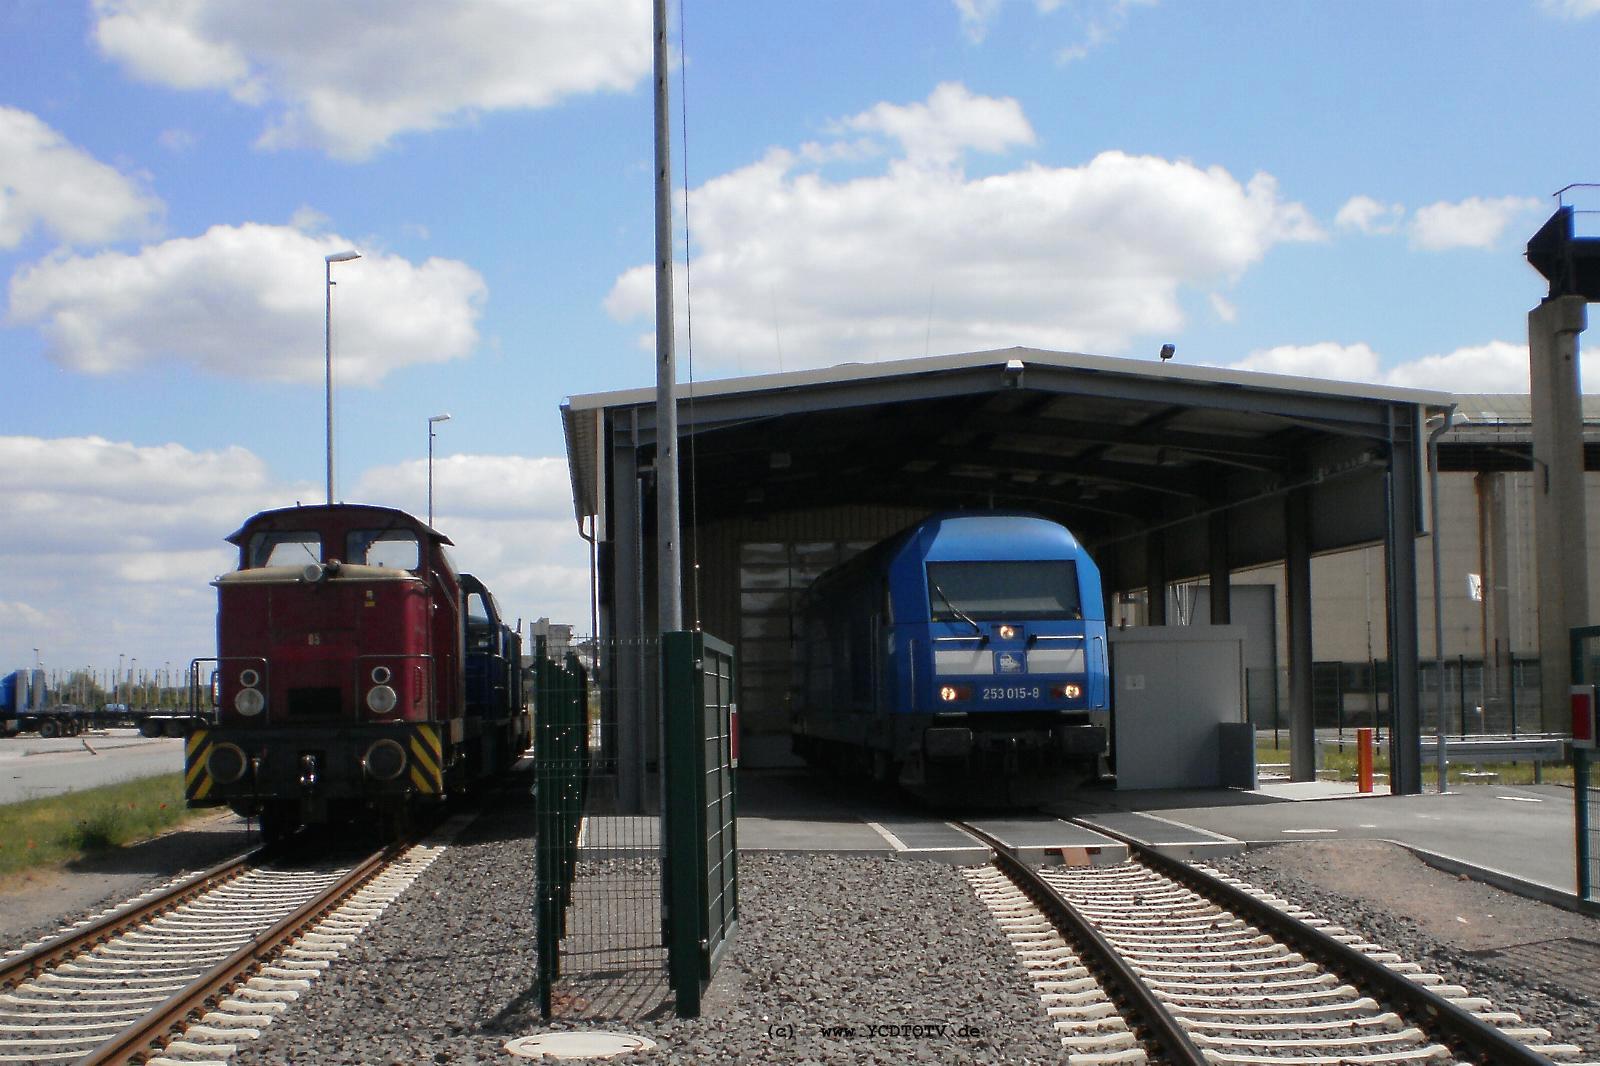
[684,505,926,766]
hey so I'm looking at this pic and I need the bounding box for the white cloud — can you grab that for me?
[1208,292,1237,323]
[834,82,1034,167]
[8,223,486,383]
[1410,195,1541,251]
[1232,341,1382,381]
[1054,0,1153,63]
[1541,0,1600,17]
[1225,337,1600,395]
[91,0,651,161]
[607,87,1320,373]
[0,106,162,249]
[953,0,1004,42]
[353,454,576,523]
[0,435,296,671]
[352,455,592,631]
[1383,340,1542,394]
[1335,194,1404,235]
[2,436,591,680]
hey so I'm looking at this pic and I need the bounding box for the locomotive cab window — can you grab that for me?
[926,561,1081,620]
[466,590,492,624]
[347,529,420,570]
[246,531,322,568]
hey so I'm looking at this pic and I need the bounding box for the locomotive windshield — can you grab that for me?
[926,560,1081,620]
[347,529,421,570]
[246,531,321,568]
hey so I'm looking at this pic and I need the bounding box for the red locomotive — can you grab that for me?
[184,503,530,840]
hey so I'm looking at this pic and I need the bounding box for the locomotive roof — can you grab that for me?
[225,503,454,546]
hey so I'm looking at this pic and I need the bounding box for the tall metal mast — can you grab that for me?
[653,0,683,633]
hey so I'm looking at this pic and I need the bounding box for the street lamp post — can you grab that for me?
[324,249,362,504]
[427,413,451,526]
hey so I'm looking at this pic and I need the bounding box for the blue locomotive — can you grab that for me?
[792,512,1110,804]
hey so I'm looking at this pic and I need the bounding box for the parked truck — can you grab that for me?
[1,669,202,737]
[0,668,82,737]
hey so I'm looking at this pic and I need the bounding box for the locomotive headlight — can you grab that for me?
[1052,683,1083,700]
[366,684,398,714]
[370,665,392,685]
[998,625,1016,640]
[362,738,407,781]
[207,742,249,784]
[234,687,265,716]
[938,684,971,702]
[239,668,260,688]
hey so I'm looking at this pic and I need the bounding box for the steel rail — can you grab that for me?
[955,821,1209,1066]
[1102,827,1561,1066]
[0,846,262,990]
[78,840,407,1066]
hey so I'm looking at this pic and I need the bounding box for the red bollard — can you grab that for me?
[1357,727,1374,793]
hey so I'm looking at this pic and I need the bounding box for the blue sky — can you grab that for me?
[2,0,1597,679]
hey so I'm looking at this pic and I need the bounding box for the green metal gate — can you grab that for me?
[532,640,589,1017]
[663,630,739,1017]
[1571,626,1600,904]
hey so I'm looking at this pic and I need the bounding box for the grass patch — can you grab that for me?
[0,774,207,876]
[1256,738,1576,787]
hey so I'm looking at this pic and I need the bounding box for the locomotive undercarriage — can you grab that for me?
[186,722,449,842]
[794,707,1108,807]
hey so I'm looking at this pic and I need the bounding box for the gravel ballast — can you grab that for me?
[233,785,1063,1065]
[13,789,1600,1063]
[1211,839,1600,1057]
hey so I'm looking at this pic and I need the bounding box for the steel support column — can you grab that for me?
[1386,418,1425,795]
[1285,489,1314,782]
[1146,531,1168,626]
[1531,295,1589,733]
[1209,510,1232,625]
[609,425,647,813]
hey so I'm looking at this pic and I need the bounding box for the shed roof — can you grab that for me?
[562,346,1453,540]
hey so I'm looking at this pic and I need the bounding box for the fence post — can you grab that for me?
[662,631,705,1017]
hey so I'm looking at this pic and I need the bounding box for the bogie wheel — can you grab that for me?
[37,718,62,739]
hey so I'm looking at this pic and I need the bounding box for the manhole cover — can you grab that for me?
[505,1032,658,1060]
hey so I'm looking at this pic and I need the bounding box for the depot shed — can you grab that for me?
[561,347,1454,802]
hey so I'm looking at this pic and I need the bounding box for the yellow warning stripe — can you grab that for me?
[184,730,213,801]
[409,727,442,794]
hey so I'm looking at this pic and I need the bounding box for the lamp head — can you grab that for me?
[325,249,361,263]
[429,413,452,425]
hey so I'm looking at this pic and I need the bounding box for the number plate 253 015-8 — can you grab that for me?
[981,685,1041,701]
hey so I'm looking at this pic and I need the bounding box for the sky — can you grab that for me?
[2,0,1598,682]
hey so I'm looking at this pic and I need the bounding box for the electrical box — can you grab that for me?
[1109,625,1249,790]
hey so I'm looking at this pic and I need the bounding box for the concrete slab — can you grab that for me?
[1045,782,1595,911]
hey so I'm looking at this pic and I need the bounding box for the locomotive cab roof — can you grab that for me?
[225,503,454,547]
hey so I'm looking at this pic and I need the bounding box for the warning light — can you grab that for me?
[1572,685,1597,750]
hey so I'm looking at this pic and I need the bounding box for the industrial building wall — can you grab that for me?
[1224,468,1600,666]
[688,505,926,767]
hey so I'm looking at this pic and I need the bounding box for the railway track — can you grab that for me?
[0,820,461,1065]
[959,821,1596,1066]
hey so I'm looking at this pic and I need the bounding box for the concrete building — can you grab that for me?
[1143,394,1600,736]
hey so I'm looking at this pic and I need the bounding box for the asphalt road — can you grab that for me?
[0,729,183,804]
